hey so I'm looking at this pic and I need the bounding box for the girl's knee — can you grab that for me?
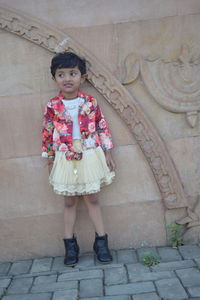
[85,194,99,205]
[64,196,78,208]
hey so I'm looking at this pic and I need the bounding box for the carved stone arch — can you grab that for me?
[0,5,188,209]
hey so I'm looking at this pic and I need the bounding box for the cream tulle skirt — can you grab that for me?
[49,140,115,196]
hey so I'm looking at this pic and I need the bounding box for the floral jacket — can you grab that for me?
[42,90,113,160]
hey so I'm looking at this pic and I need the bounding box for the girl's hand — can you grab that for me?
[43,158,54,173]
[104,150,115,171]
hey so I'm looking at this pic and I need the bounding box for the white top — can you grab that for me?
[62,98,81,139]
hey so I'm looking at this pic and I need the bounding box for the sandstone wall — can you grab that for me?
[0,1,199,261]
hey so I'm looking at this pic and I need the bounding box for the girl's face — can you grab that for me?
[54,66,86,99]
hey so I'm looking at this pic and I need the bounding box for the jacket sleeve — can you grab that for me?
[41,104,55,158]
[95,102,113,150]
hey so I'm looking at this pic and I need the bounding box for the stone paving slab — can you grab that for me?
[52,289,78,300]
[179,245,200,259]
[33,274,57,285]
[80,295,132,300]
[132,293,160,300]
[105,281,155,296]
[151,259,195,271]
[79,278,103,298]
[80,296,131,300]
[155,278,188,300]
[8,260,32,276]
[30,257,53,273]
[58,269,103,281]
[31,280,78,293]
[0,278,11,288]
[176,267,200,287]
[104,266,127,285]
[2,293,52,300]
[7,277,33,295]
[0,263,11,276]
[157,246,182,262]
[187,286,200,297]
[117,249,138,264]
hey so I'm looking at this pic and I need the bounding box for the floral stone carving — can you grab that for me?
[177,197,200,244]
[0,5,189,210]
[123,46,200,127]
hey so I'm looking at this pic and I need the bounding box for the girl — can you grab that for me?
[42,52,115,266]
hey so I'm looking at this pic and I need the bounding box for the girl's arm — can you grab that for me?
[42,104,55,159]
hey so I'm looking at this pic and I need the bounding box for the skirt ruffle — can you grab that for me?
[49,143,115,196]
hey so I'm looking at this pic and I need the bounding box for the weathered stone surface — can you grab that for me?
[179,245,200,259]
[8,261,32,276]
[31,280,78,293]
[52,289,78,300]
[2,293,52,300]
[187,286,200,297]
[58,269,103,281]
[117,249,137,264]
[0,263,11,276]
[7,277,33,295]
[105,282,155,296]
[157,247,182,262]
[104,267,127,285]
[34,274,57,285]
[155,278,188,300]
[176,268,200,287]
[79,278,103,298]
[30,258,53,273]
[129,270,175,283]
[151,259,195,271]
[0,279,11,288]
[132,293,160,300]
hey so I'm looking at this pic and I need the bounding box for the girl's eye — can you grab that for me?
[70,71,76,76]
[58,73,64,77]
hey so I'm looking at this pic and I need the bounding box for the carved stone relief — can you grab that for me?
[0,5,189,211]
[123,46,200,128]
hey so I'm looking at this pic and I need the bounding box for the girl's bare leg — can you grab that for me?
[83,193,105,236]
[64,196,79,238]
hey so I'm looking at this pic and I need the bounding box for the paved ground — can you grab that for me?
[0,244,200,300]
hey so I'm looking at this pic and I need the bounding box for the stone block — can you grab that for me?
[2,293,52,300]
[187,286,200,297]
[151,260,195,272]
[117,249,138,264]
[0,263,11,276]
[132,293,160,300]
[104,266,127,285]
[80,296,131,300]
[0,279,11,288]
[58,269,103,281]
[7,277,33,295]
[179,245,200,259]
[8,260,32,276]
[52,289,78,300]
[79,278,103,298]
[34,274,57,285]
[105,282,155,296]
[126,263,150,277]
[176,268,200,287]
[77,253,95,268]
[31,280,78,293]
[157,247,182,262]
[30,258,53,273]
[129,270,175,283]
[155,278,188,300]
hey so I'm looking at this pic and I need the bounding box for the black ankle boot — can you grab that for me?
[93,233,112,264]
[63,236,79,267]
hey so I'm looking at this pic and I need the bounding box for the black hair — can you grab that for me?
[51,51,87,77]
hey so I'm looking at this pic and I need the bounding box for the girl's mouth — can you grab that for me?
[64,83,73,87]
